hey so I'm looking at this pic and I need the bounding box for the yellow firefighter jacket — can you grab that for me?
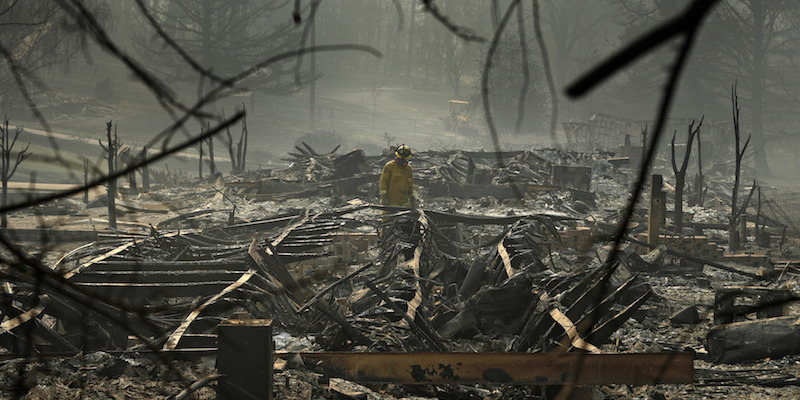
[379,160,414,207]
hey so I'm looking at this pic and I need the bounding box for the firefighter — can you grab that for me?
[379,144,417,208]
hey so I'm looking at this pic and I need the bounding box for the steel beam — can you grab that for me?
[294,352,693,385]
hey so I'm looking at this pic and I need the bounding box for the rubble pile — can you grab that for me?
[0,144,799,399]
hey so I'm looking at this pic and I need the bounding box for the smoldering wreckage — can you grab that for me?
[0,139,799,400]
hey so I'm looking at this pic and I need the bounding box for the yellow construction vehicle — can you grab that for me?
[442,100,478,135]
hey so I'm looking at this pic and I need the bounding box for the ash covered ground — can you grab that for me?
[0,143,798,400]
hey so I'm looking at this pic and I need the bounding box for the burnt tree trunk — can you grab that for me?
[141,147,150,190]
[729,87,750,252]
[239,111,248,172]
[205,122,216,177]
[693,124,705,206]
[0,120,31,228]
[670,118,701,234]
[708,316,800,363]
[198,138,204,179]
[83,159,89,204]
[104,121,117,229]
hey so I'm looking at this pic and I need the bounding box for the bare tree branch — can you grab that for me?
[533,0,560,146]
[567,0,719,98]
[422,0,486,43]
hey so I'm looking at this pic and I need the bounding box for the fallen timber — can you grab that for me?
[623,236,762,279]
[707,316,800,363]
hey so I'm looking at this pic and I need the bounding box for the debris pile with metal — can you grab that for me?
[1,144,799,399]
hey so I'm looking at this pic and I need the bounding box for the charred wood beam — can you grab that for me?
[0,330,31,354]
[301,142,321,156]
[277,238,333,246]
[0,296,79,354]
[707,316,800,363]
[512,291,555,353]
[248,241,311,303]
[713,286,795,325]
[365,280,447,352]
[4,304,80,354]
[623,236,762,279]
[8,282,166,341]
[163,270,259,350]
[277,251,330,261]
[560,267,608,312]
[0,301,45,353]
[63,240,140,279]
[294,145,310,156]
[309,299,373,347]
[427,209,574,226]
[5,278,164,351]
[242,213,371,347]
[68,270,262,284]
[563,266,619,322]
[548,308,601,353]
[459,258,487,299]
[297,263,373,313]
[74,281,268,300]
[245,209,315,302]
[586,291,652,346]
[281,234,335,242]
[554,276,640,352]
[170,333,216,349]
[573,275,639,338]
[497,240,514,278]
[404,211,428,324]
[85,260,247,272]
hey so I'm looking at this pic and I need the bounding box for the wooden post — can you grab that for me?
[141,147,150,191]
[648,174,665,246]
[198,138,203,179]
[105,121,117,230]
[218,319,273,400]
[206,122,216,177]
[83,159,89,204]
[670,119,701,234]
[755,186,762,242]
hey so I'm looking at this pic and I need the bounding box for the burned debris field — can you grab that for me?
[2,1,800,400]
[1,143,798,399]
